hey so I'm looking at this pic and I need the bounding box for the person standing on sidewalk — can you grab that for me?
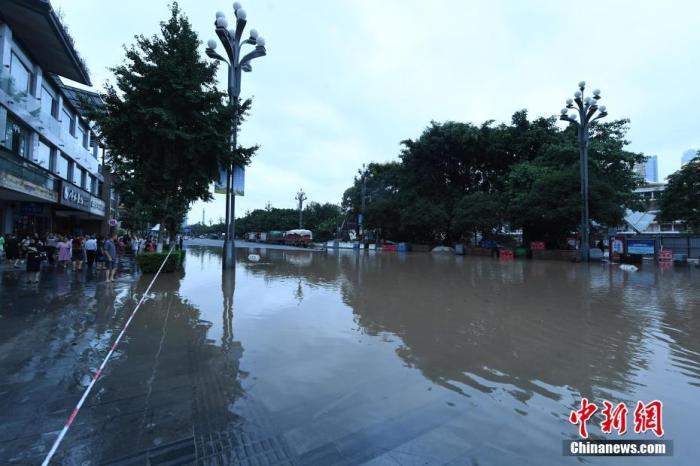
[131,235,140,255]
[85,236,98,270]
[57,236,71,268]
[45,232,58,265]
[104,235,117,282]
[25,237,46,284]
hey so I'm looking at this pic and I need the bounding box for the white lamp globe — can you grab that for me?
[216,11,225,18]
[593,89,601,96]
[216,17,228,28]
[233,2,242,10]
[236,8,247,20]
[249,28,259,39]
[569,113,577,120]
[599,105,607,112]
[207,39,217,49]
[574,91,582,98]
[578,80,586,88]
[256,36,265,47]
[566,98,573,105]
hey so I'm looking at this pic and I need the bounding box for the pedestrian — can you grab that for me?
[5,233,20,267]
[0,232,5,263]
[45,232,58,265]
[25,237,46,284]
[131,235,140,255]
[104,235,117,282]
[71,236,84,271]
[57,236,71,268]
[85,236,98,270]
[96,236,106,270]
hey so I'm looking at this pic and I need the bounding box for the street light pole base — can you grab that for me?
[222,239,236,269]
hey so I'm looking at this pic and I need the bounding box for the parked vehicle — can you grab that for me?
[284,229,313,247]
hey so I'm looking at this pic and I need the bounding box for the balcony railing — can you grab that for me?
[0,148,59,202]
[0,70,98,174]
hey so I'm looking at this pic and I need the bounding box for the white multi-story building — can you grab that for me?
[0,0,108,236]
[633,155,658,183]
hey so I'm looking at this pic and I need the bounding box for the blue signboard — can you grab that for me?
[627,239,655,255]
[233,164,245,196]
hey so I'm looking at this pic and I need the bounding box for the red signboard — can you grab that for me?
[530,241,545,250]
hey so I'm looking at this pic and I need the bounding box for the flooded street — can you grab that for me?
[1,246,699,464]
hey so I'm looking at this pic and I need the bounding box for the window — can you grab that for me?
[41,86,58,118]
[71,164,82,186]
[3,115,30,157]
[97,180,103,197]
[10,52,31,94]
[55,154,69,179]
[61,109,74,136]
[35,140,52,170]
[80,169,87,189]
[89,175,96,195]
[77,125,87,149]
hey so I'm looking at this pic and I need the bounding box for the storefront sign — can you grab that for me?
[611,236,626,261]
[89,196,106,216]
[60,182,91,213]
[627,239,655,255]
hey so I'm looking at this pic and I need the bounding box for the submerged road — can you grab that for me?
[1,246,699,464]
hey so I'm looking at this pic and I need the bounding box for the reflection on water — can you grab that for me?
[179,247,700,464]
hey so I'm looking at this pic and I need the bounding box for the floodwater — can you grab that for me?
[1,246,699,464]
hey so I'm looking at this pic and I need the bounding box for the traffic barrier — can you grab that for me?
[382,244,398,252]
[500,249,514,260]
[659,250,672,262]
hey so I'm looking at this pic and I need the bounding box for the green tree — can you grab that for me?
[452,191,504,241]
[659,154,700,231]
[89,3,255,249]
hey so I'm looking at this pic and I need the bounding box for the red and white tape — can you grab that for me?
[42,247,175,465]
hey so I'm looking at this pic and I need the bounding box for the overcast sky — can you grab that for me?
[53,0,700,225]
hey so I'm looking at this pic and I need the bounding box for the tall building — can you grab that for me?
[682,149,698,165]
[0,0,110,236]
[634,155,658,183]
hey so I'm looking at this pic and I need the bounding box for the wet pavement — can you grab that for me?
[1,247,699,465]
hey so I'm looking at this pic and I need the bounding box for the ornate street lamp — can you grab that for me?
[206,2,267,269]
[295,188,307,228]
[559,81,608,262]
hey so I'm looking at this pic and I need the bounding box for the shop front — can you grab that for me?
[0,149,58,235]
[54,181,106,236]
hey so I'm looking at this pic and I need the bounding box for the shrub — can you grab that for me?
[136,249,186,273]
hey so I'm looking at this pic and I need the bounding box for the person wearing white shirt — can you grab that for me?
[85,236,98,270]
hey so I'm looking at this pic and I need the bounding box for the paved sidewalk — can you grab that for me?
[0,255,293,465]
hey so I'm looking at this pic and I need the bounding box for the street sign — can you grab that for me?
[108,219,118,227]
[214,166,228,194]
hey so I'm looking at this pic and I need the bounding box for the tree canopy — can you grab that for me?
[343,110,644,245]
[89,3,255,242]
[660,153,700,232]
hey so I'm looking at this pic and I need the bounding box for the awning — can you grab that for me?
[0,0,91,85]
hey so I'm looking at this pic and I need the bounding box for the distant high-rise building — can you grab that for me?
[634,155,658,183]
[682,149,698,165]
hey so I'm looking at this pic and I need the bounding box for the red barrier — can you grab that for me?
[530,241,545,250]
[658,250,672,262]
[500,249,514,260]
[382,244,397,252]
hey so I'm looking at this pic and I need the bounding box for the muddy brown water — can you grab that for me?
[1,246,698,464]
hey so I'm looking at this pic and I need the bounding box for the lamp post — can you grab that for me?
[357,164,368,245]
[559,81,608,262]
[295,188,307,228]
[206,2,267,269]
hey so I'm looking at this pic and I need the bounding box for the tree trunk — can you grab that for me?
[156,217,165,253]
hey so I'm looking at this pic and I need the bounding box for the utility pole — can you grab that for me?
[295,188,307,228]
[358,164,368,245]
